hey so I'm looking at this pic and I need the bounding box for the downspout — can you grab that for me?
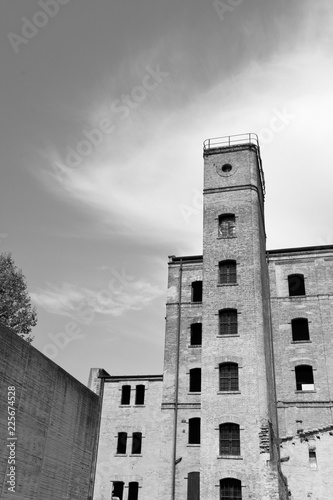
[172,260,183,500]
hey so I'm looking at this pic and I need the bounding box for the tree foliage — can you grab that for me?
[0,253,37,343]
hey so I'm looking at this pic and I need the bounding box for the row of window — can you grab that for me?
[191,273,307,302]
[189,316,311,344]
[116,432,142,455]
[120,385,145,405]
[187,364,315,393]
[112,477,242,500]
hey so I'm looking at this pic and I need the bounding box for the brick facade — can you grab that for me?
[92,134,333,500]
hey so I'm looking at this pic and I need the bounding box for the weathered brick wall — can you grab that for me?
[92,375,163,500]
[0,322,100,500]
[269,247,333,499]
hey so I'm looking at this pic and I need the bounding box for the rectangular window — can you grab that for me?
[113,481,124,500]
[219,261,237,284]
[219,363,239,391]
[121,385,131,405]
[135,385,145,405]
[132,432,142,454]
[192,281,202,302]
[219,310,238,336]
[190,323,202,345]
[187,471,200,500]
[116,432,127,454]
[218,214,236,238]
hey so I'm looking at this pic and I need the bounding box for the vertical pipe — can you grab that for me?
[172,260,183,500]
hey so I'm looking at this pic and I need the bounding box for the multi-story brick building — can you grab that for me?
[90,134,333,500]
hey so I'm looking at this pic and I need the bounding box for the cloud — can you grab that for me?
[31,279,164,319]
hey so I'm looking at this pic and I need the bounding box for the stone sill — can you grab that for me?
[217,236,237,240]
[291,340,311,344]
[217,391,241,395]
[187,444,200,448]
[217,455,243,460]
[114,454,127,457]
[217,283,238,287]
[216,334,240,338]
[119,405,146,408]
[295,390,316,393]
[129,454,142,457]
[188,345,202,349]
[188,392,201,395]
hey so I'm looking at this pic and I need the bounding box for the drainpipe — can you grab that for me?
[172,260,183,500]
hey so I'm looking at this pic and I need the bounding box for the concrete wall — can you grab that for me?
[0,322,100,500]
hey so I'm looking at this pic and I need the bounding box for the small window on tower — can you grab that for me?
[189,368,201,392]
[295,365,314,391]
[190,323,202,346]
[218,214,236,238]
[219,260,237,284]
[192,281,202,302]
[188,418,201,444]
[291,318,310,341]
[219,363,239,391]
[219,309,238,336]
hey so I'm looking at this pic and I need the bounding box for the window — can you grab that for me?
[135,385,145,405]
[116,432,127,454]
[309,450,317,469]
[219,363,239,391]
[188,418,201,444]
[121,385,131,405]
[112,481,124,500]
[219,309,238,336]
[291,318,310,341]
[220,478,242,500]
[187,472,200,500]
[189,368,201,392]
[219,260,237,284]
[288,274,305,296]
[295,365,314,391]
[131,432,142,454]
[190,323,202,346]
[192,281,202,302]
[219,423,240,456]
[218,214,235,238]
[128,482,139,500]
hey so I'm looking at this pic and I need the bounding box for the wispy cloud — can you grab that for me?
[31,280,164,318]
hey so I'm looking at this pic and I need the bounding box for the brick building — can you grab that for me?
[91,134,333,500]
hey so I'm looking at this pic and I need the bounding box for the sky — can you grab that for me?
[1,0,333,385]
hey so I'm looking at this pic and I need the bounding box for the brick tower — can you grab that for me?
[159,134,288,499]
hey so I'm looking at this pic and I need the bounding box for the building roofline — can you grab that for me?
[98,373,163,381]
[168,255,203,264]
[267,244,333,256]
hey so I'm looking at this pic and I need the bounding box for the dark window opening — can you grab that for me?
[288,274,305,296]
[295,365,314,391]
[219,363,239,391]
[292,318,310,341]
[192,281,202,302]
[219,423,240,456]
[116,432,127,454]
[121,385,131,405]
[219,309,238,336]
[219,260,237,284]
[191,323,202,345]
[187,471,200,500]
[112,481,124,500]
[220,478,242,500]
[135,385,145,405]
[218,214,236,238]
[128,482,139,500]
[131,432,142,454]
[188,418,201,444]
[189,368,201,392]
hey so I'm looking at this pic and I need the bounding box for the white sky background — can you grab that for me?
[1,0,333,384]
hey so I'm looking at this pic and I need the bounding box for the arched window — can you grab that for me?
[112,481,124,500]
[192,281,202,302]
[189,368,201,392]
[219,363,239,391]
[295,365,314,391]
[131,432,142,454]
[135,385,145,405]
[219,260,237,284]
[187,472,200,500]
[219,309,238,336]
[288,274,305,296]
[188,418,201,444]
[291,318,310,341]
[121,385,131,405]
[220,478,242,500]
[218,214,236,238]
[116,432,127,454]
[128,482,139,500]
[191,323,202,345]
[219,423,240,456]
